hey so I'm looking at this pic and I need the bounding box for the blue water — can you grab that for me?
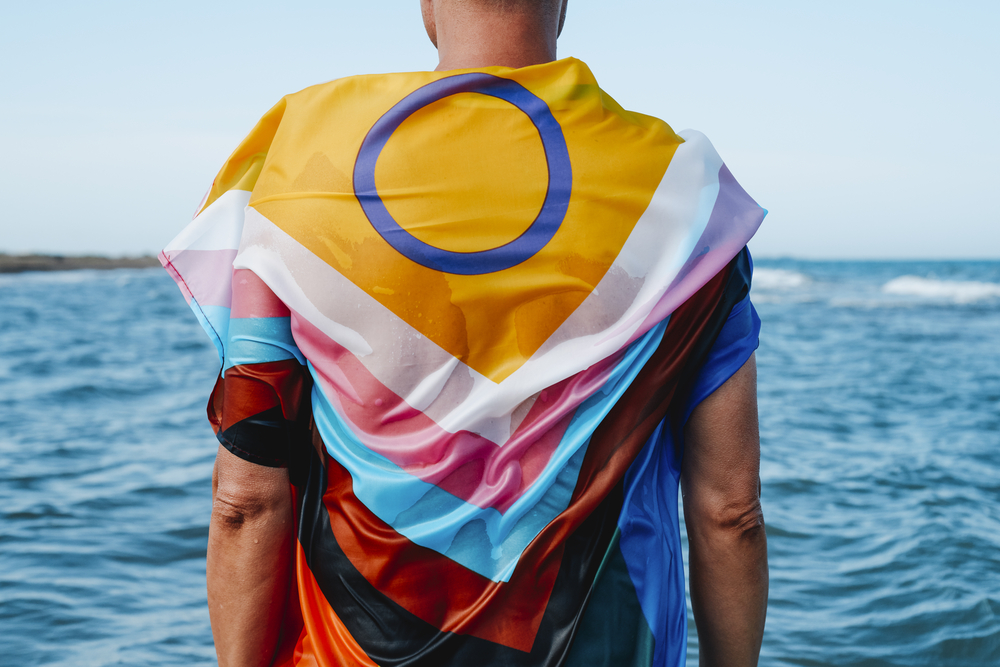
[1,261,998,665]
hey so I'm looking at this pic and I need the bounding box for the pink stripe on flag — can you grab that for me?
[231,269,291,318]
[291,311,625,513]
[159,251,193,304]
[635,164,764,337]
[161,249,238,309]
[609,164,765,346]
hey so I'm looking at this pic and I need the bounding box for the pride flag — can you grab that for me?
[162,57,764,667]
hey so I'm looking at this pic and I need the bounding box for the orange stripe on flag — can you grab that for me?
[291,541,380,667]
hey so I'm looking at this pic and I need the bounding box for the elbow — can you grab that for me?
[716,499,766,542]
[689,495,766,543]
[212,493,269,531]
[211,482,289,533]
[210,446,292,535]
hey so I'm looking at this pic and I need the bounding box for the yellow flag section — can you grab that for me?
[200,58,680,383]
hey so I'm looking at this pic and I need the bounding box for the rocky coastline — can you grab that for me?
[0,253,161,274]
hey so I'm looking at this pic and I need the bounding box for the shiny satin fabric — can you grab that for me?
[161,57,764,666]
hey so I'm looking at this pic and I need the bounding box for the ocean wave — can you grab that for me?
[0,267,159,287]
[753,268,811,290]
[0,270,101,286]
[881,276,1000,303]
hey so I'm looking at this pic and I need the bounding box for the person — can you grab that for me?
[160,1,768,665]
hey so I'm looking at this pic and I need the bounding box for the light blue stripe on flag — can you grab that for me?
[224,317,305,372]
[310,317,669,582]
[189,299,231,366]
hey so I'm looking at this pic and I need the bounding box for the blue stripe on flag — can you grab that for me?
[310,317,669,582]
[223,317,304,372]
[188,299,231,366]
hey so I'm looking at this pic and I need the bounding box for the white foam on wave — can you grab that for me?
[881,276,1000,303]
[753,268,811,290]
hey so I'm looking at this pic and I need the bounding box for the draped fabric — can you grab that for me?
[162,58,765,667]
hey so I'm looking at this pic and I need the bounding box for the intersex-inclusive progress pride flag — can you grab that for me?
[162,57,764,667]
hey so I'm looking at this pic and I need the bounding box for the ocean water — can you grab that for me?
[1,260,998,666]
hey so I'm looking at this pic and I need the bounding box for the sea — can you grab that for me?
[1,259,998,666]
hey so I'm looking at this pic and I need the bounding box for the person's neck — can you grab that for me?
[433,6,558,71]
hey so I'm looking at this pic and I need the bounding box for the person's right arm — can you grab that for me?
[208,444,294,667]
[681,353,768,667]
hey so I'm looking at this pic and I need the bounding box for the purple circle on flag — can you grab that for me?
[353,73,572,276]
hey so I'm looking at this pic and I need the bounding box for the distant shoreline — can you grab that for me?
[0,253,161,274]
[1,253,996,275]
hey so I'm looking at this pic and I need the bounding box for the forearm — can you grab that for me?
[685,502,768,667]
[207,448,294,667]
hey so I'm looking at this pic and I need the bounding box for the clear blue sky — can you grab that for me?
[2,0,997,258]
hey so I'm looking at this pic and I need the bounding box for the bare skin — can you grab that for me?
[421,0,568,71]
[208,445,293,667]
[683,354,768,666]
[206,2,766,664]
